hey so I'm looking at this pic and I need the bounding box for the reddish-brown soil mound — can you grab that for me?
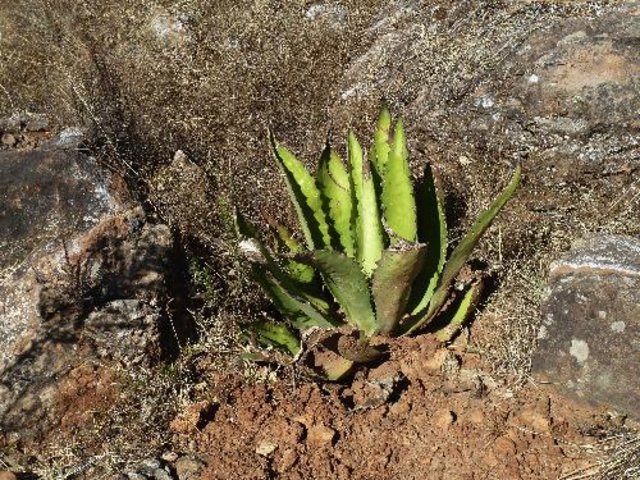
[173,337,610,480]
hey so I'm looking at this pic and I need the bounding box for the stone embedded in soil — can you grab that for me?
[139,458,162,474]
[255,440,278,457]
[0,472,17,480]
[173,456,205,480]
[513,408,552,435]
[24,113,49,132]
[483,436,518,469]
[306,424,336,447]
[161,451,179,463]
[152,469,173,480]
[1,132,15,146]
[533,234,640,418]
[126,473,147,480]
[433,409,457,430]
[277,448,298,473]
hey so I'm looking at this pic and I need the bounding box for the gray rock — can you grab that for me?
[533,234,640,418]
[55,126,86,147]
[0,112,25,134]
[0,141,180,443]
[24,113,49,132]
[305,3,347,26]
[0,112,48,133]
[0,146,121,270]
[148,8,189,45]
[152,469,173,480]
[126,473,148,480]
[138,458,162,475]
[334,2,640,180]
[127,458,175,480]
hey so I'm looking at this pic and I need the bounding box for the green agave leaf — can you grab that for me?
[434,280,482,342]
[249,319,301,356]
[252,264,337,330]
[287,259,316,284]
[381,120,417,242]
[408,164,448,315]
[317,354,354,382]
[239,351,269,362]
[274,223,315,283]
[275,222,303,253]
[403,165,521,335]
[316,143,355,256]
[370,106,391,180]
[348,131,384,276]
[236,210,332,319]
[269,131,331,250]
[303,249,377,336]
[372,242,428,335]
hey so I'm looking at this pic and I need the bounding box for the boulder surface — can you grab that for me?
[533,234,640,418]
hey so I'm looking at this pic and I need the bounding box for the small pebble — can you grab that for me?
[256,441,278,457]
[126,473,147,480]
[161,451,179,462]
[433,409,457,430]
[1,133,16,146]
[153,468,173,480]
[174,456,206,479]
[25,113,49,132]
[141,458,161,470]
[307,424,336,447]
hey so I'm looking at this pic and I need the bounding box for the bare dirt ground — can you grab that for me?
[171,336,615,480]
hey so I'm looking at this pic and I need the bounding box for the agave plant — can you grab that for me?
[236,107,520,377]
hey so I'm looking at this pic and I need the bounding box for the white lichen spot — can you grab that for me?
[150,11,188,42]
[569,339,589,364]
[528,74,539,83]
[480,95,494,109]
[305,4,346,23]
[56,127,84,146]
[558,30,588,46]
[537,325,548,340]
[458,155,471,166]
[610,321,626,333]
[340,82,367,100]
[238,239,265,263]
[239,239,260,256]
